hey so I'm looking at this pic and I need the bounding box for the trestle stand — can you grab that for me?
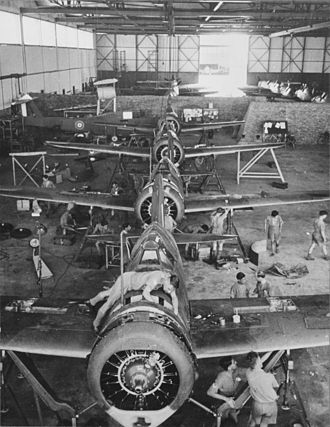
[277,350,311,427]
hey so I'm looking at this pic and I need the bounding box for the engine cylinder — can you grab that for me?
[87,321,195,426]
[135,180,184,224]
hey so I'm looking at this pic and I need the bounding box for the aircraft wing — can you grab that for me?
[173,233,237,245]
[184,190,330,213]
[0,297,95,358]
[181,120,245,133]
[183,142,284,158]
[0,186,135,212]
[190,295,330,359]
[86,233,140,243]
[1,295,328,359]
[45,141,151,158]
[92,122,155,135]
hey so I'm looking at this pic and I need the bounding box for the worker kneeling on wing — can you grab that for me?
[88,270,179,331]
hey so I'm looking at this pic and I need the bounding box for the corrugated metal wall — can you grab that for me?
[247,35,330,91]
[0,10,96,111]
[96,34,199,86]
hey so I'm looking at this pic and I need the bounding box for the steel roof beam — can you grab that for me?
[54,12,328,22]
[22,7,329,18]
[55,0,330,3]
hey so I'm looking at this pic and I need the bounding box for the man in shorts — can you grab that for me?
[306,210,328,260]
[207,356,243,423]
[246,352,279,427]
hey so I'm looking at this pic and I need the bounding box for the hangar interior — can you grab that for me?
[0,1,329,427]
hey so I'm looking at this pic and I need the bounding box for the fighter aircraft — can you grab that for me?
[18,92,244,146]
[46,130,282,169]
[0,156,329,225]
[0,171,329,427]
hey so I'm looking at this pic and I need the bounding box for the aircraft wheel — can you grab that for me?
[135,185,184,224]
[153,138,184,165]
[87,322,195,412]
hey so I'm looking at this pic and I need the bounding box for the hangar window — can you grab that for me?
[0,11,21,44]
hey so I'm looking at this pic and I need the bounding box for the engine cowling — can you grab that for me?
[87,320,195,427]
[135,180,184,224]
[153,136,185,166]
[157,114,181,135]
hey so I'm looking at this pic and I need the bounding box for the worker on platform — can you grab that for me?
[92,217,112,257]
[88,270,179,331]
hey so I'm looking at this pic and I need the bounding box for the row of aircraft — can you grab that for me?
[0,104,329,427]
[239,80,328,103]
[16,92,240,146]
[0,168,329,427]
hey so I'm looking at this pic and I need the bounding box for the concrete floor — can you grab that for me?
[0,128,329,426]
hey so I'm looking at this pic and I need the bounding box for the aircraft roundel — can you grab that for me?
[75,120,85,130]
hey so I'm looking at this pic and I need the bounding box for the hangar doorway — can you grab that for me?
[199,34,249,96]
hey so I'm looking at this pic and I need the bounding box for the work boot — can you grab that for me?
[305,254,315,260]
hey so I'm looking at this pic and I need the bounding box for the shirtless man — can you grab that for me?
[88,270,179,331]
[207,356,243,423]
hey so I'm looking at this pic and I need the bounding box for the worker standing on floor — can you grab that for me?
[207,356,242,424]
[254,271,272,297]
[306,210,329,260]
[246,352,279,427]
[210,207,229,261]
[60,204,76,235]
[41,174,56,216]
[265,210,283,256]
